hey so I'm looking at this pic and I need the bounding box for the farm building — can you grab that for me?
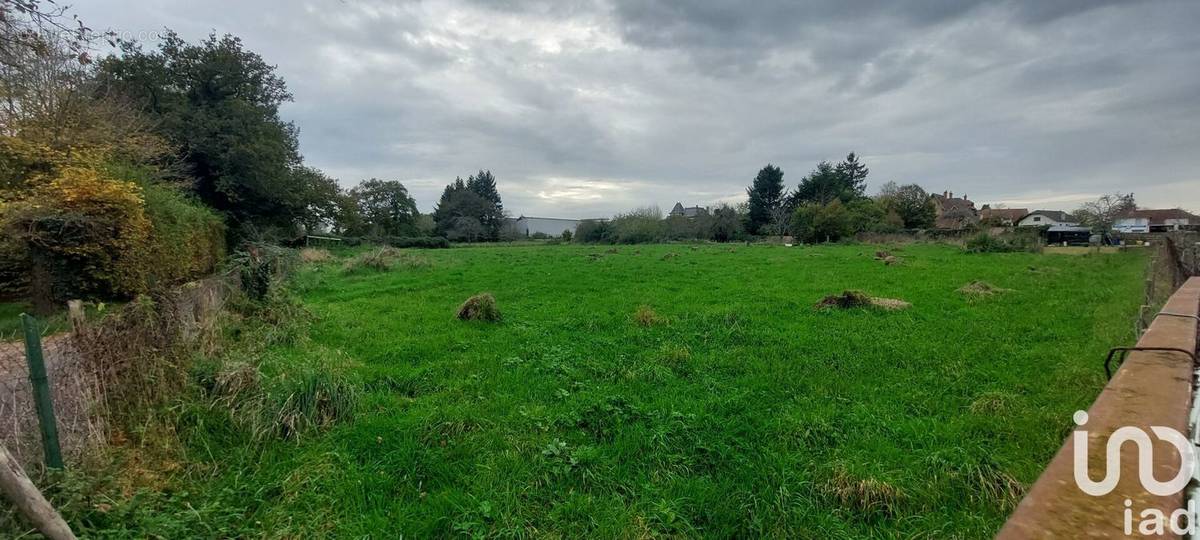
[510,216,584,237]
[1113,209,1199,233]
[1017,210,1079,228]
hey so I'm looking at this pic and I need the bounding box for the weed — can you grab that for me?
[633,305,661,326]
[342,248,430,273]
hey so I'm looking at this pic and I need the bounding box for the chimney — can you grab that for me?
[962,194,967,200]
[949,191,954,199]
[943,190,948,197]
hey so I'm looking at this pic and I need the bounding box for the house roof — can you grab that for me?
[670,202,685,214]
[1023,210,1076,223]
[1118,209,1199,224]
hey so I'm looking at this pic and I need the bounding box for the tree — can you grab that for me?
[791,153,869,208]
[350,178,418,237]
[433,174,504,241]
[875,182,935,229]
[289,166,342,234]
[97,32,308,236]
[465,169,504,239]
[835,152,869,197]
[1075,193,1136,231]
[746,164,785,235]
[791,200,853,243]
[706,203,745,241]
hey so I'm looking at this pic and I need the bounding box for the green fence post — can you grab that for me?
[20,313,63,469]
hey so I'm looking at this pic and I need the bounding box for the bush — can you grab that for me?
[610,207,664,244]
[561,229,572,242]
[380,236,449,249]
[792,200,853,243]
[6,166,152,309]
[231,243,297,302]
[574,220,614,244]
[964,232,1040,253]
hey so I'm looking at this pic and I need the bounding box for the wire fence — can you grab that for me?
[0,317,104,471]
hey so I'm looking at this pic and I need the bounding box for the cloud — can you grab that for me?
[74,0,1200,215]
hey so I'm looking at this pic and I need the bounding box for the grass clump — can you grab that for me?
[823,465,907,520]
[633,305,661,326]
[299,248,334,263]
[267,371,358,440]
[456,293,501,322]
[342,247,431,273]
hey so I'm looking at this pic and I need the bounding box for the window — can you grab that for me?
[1033,216,1041,222]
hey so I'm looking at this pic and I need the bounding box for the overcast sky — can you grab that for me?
[75,0,1200,217]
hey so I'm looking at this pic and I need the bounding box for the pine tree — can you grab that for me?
[835,152,869,198]
[746,164,786,235]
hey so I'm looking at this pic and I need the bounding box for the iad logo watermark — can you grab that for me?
[1072,410,1197,535]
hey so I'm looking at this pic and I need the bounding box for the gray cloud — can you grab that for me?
[74,0,1200,215]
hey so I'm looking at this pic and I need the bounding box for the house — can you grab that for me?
[1017,210,1079,228]
[668,202,708,218]
[979,206,1029,226]
[930,191,979,229]
[511,216,584,237]
[1113,209,1200,233]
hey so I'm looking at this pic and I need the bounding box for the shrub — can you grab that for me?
[561,229,572,242]
[231,243,298,302]
[610,207,664,244]
[575,220,613,244]
[7,166,152,309]
[457,293,501,321]
[792,200,853,243]
[381,236,449,249]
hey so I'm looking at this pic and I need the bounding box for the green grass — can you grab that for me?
[52,243,1149,538]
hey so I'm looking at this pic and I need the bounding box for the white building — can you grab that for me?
[511,216,583,237]
[1114,209,1199,233]
[1017,210,1079,228]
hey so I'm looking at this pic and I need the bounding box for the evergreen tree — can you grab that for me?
[746,164,786,235]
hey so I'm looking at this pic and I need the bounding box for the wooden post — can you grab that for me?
[21,314,63,469]
[0,445,76,539]
[66,300,85,334]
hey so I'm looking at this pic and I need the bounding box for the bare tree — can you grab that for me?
[1075,193,1136,230]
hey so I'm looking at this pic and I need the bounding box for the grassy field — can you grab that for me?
[66,243,1147,538]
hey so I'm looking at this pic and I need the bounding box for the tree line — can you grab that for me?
[0,3,521,307]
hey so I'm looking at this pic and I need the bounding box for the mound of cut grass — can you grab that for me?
[457,293,501,322]
[816,290,911,311]
[958,280,1010,298]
